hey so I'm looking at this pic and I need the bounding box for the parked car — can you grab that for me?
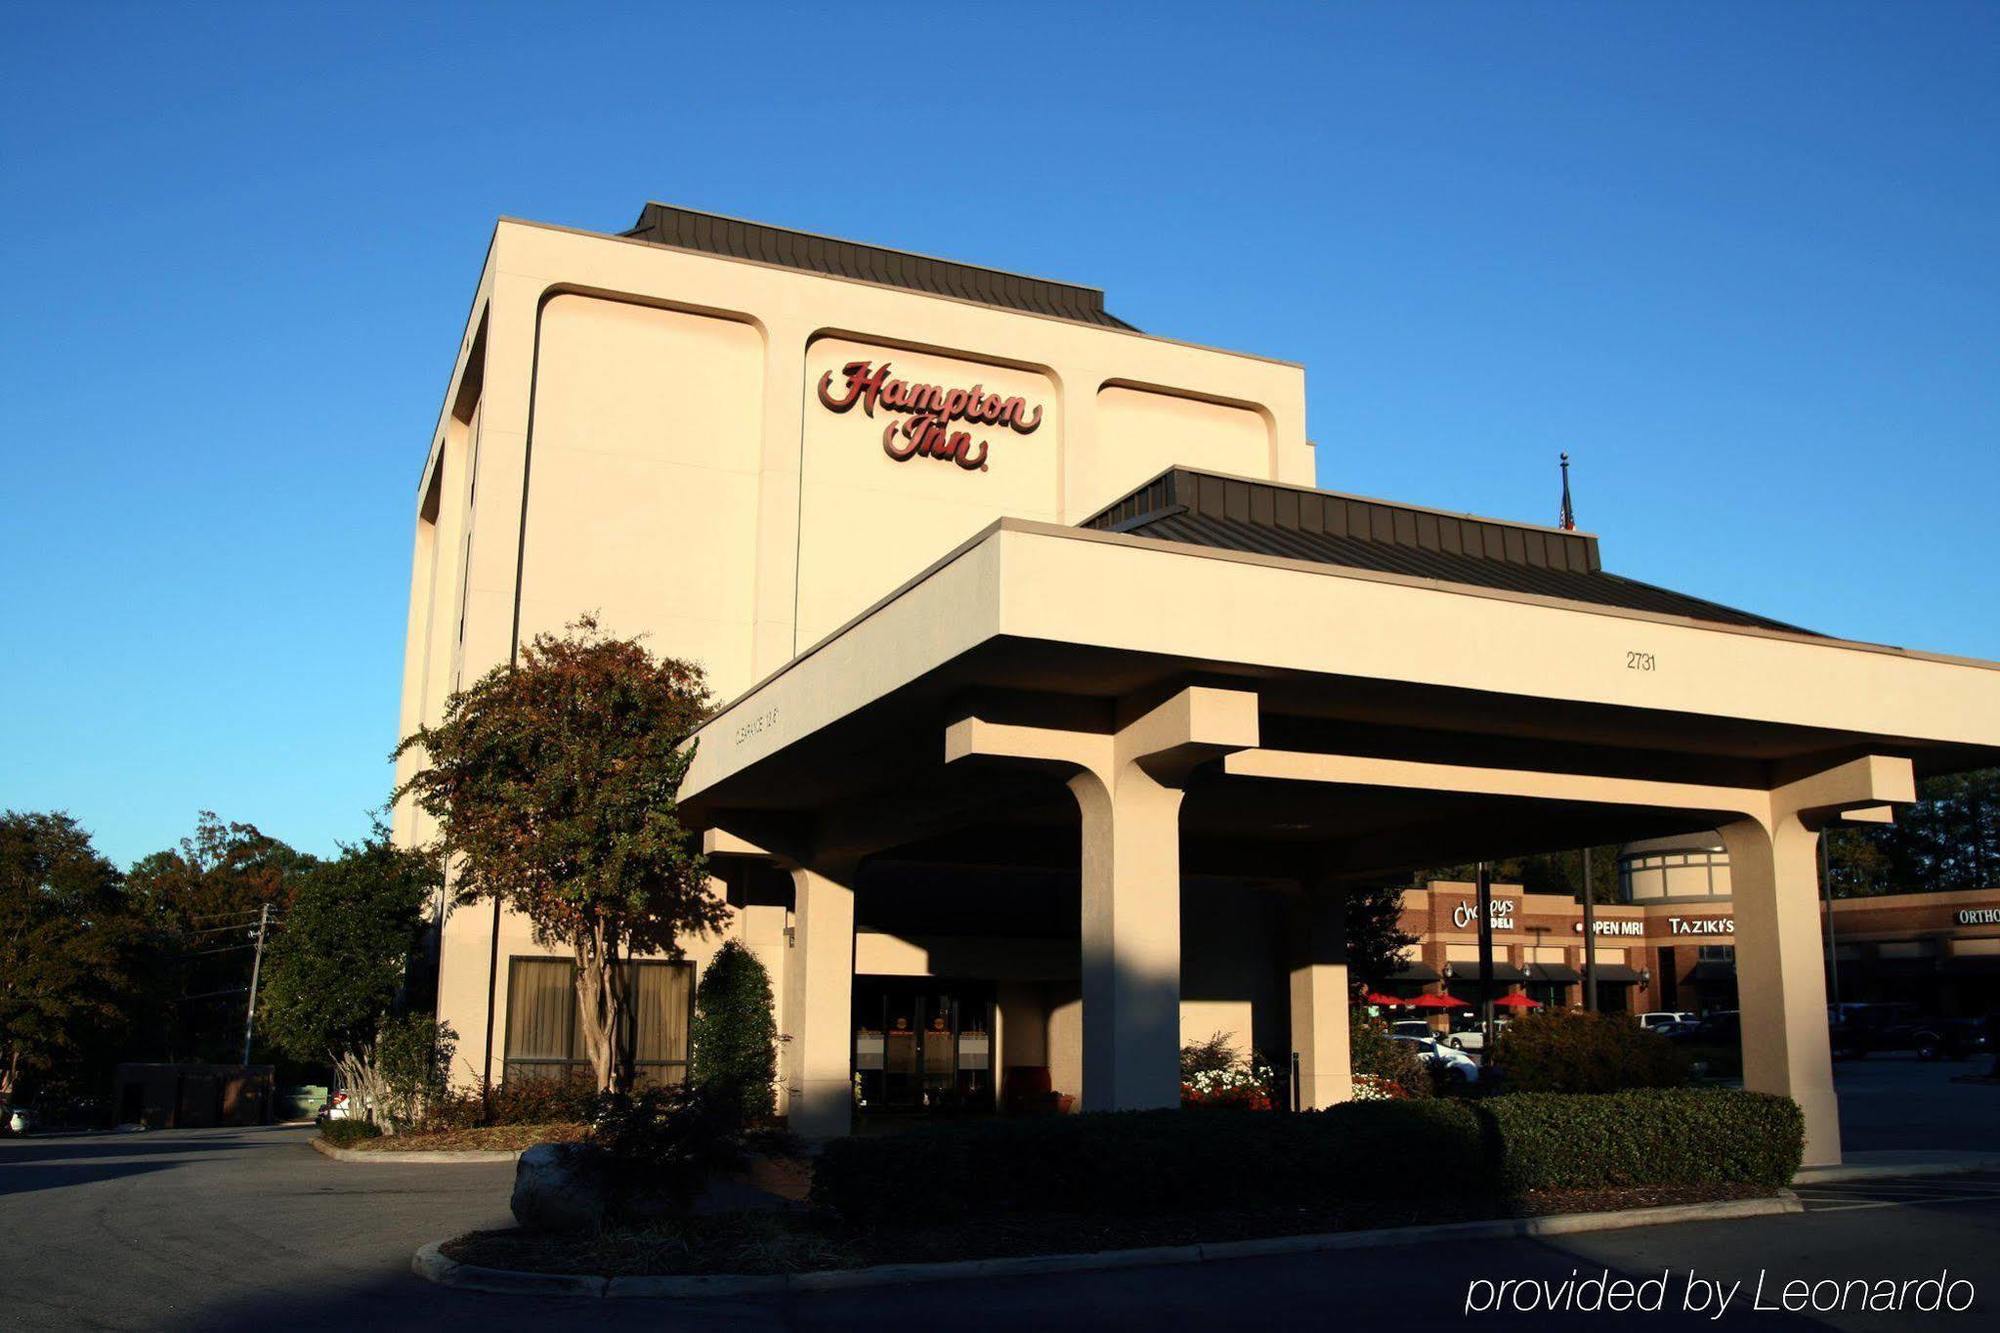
[1389,1019,1436,1041]
[1390,1034,1481,1084]
[1667,1010,1740,1046]
[1832,1005,1990,1060]
[1638,1011,1697,1031]
[1443,1017,1508,1053]
[316,1090,364,1123]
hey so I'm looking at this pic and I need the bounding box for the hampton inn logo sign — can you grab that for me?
[816,359,1044,472]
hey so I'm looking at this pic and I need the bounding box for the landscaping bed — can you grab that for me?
[329,1122,588,1153]
[440,1182,1780,1277]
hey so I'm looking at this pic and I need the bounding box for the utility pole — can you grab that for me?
[1475,862,1495,1049]
[241,903,271,1066]
[1581,846,1598,1012]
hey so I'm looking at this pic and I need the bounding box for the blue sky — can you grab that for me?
[3,4,1995,868]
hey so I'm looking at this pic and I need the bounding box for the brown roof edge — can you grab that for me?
[1081,467,1604,572]
[621,202,1138,331]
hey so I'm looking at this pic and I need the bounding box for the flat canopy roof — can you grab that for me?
[683,518,2000,878]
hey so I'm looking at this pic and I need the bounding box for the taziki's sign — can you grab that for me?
[816,359,1044,472]
[1451,898,1516,930]
[1668,916,1735,935]
[1958,907,2000,926]
[1574,919,1646,937]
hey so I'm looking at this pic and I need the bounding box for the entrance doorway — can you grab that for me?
[852,979,995,1115]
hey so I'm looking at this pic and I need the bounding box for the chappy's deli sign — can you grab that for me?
[816,360,1043,472]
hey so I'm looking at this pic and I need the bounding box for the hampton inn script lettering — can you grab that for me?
[816,360,1043,472]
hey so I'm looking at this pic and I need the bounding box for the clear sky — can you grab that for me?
[3,4,1995,869]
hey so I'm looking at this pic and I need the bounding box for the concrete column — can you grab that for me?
[1288,889,1352,1109]
[784,863,856,1140]
[1718,814,1841,1166]
[946,686,1259,1114]
[1070,765,1186,1112]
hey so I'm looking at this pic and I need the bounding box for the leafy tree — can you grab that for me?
[258,826,439,1132]
[1342,880,1418,988]
[690,939,778,1122]
[395,615,726,1093]
[126,811,318,1062]
[377,1012,456,1129]
[1829,768,2000,897]
[1416,845,1622,904]
[1,812,149,1108]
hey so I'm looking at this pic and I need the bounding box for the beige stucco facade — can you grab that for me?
[398,205,2000,1166]
[394,210,1313,1112]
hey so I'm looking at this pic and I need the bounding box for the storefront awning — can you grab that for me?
[1452,962,1529,982]
[1389,962,1441,982]
[1943,956,2000,976]
[1690,961,1736,983]
[1593,964,1643,983]
[1526,963,1580,983]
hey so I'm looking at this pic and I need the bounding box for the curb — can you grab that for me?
[312,1136,522,1165]
[411,1192,1803,1299]
[1794,1155,2000,1185]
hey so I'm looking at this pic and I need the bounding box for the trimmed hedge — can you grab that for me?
[319,1119,383,1147]
[810,1088,1802,1222]
[1488,1008,1691,1093]
[1486,1089,1802,1191]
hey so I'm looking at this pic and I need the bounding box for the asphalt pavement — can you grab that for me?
[2,1057,1995,1332]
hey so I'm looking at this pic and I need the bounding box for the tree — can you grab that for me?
[1341,880,1418,987]
[258,826,439,1133]
[1828,768,2000,897]
[1,812,148,1108]
[394,616,726,1093]
[690,940,778,1122]
[126,811,318,1062]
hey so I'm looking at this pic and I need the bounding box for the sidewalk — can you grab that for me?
[1795,1149,2000,1185]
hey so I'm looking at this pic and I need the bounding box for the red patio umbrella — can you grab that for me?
[1412,992,1468,1009]
[1493,992,1541,1009]
[1362,991,1405,1007]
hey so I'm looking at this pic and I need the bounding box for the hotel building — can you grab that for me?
[393,204,2000,1166]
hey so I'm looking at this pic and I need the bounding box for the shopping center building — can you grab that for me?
[1391,858,2000,1019]
[393,203,2000,1165]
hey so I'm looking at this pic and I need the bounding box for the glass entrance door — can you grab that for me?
[853,979,994,1114]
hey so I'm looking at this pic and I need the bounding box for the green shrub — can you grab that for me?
[1489,1008,1690,1093]
[378,1013,456,1127]
[812,1100,1490,1222]
[422,1075,601,1130]
[809,1088,1802,1222]
[320,1119,383,1147]
[691,940,778,1124]
[589,1084,748,1215]
[1486,1089,1803,1190]
[1349,1009,1429,1097]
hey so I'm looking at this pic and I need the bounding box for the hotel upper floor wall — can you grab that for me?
[397,219,1314,813]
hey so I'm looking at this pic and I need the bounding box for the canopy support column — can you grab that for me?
[947,686,1259,1112]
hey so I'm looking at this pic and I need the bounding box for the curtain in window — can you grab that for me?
[628,962,692,1087]
[505,958,576,1080]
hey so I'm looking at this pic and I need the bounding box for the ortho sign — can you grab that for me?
[816,359,1043,472]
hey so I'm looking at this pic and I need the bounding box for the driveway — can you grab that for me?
[2,1061,1995,1331]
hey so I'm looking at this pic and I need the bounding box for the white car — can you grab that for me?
[1639,1011,1697,1031]
[1390,1034,1481,1084]
[1389,1019,1436,1041]
[1443,1019,1508,1054]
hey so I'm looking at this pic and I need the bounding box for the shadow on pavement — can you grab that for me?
[0,1161,179,1199]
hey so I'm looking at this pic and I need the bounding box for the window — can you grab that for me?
[503,957,693,1087]
[1696,944,1735,963]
